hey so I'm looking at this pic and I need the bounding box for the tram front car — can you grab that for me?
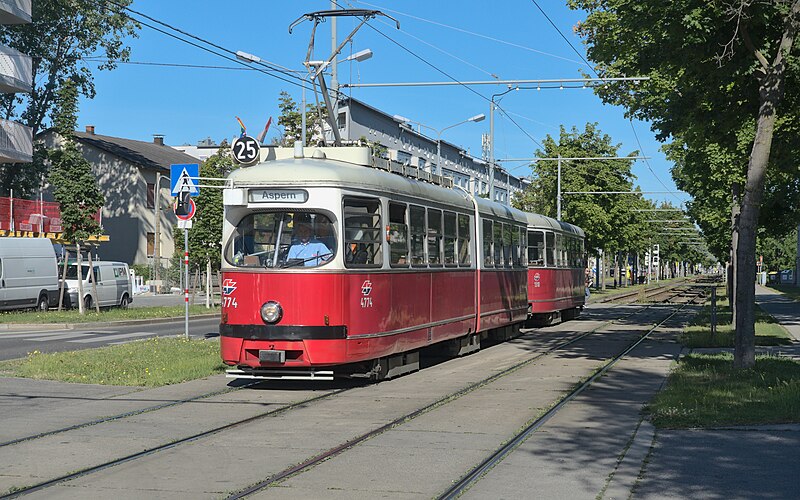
[220,148,397,381]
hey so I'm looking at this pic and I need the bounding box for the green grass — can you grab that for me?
[680,292,793,348]
[0,337,226,386]
[0,305,219,324]
[768,284,800,302]
[647,353,800,428]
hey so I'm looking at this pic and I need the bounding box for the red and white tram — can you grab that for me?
[525,214,586,324]
[219,147,584,381]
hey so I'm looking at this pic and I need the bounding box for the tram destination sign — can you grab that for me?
[248,189,308,203]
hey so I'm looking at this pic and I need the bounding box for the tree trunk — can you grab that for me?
[87,249,100,313]
[76,242,84,315]
[734,85,780,369]
[730,183,741,324]
[58,248,69,311]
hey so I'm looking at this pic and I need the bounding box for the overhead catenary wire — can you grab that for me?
[95,0,313,92]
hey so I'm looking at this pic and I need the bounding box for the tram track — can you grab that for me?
[437,301,695,499]
[1,302,667,498]
[223,302,691,499]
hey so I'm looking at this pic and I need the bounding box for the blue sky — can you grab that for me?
[78,0,689,207]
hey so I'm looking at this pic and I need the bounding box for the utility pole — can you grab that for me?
[556,155,562,220]
[331,0,338,124]
[154,172,160,293]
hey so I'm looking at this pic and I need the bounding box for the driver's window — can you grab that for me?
[225,212,335,269]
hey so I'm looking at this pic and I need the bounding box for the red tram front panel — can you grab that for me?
[527,267,585,313]
[220,269,476,369]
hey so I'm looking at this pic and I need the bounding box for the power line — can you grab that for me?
[95,0,312,92]
[353,0,588,67]
[83,58,252,71]
[528,0,601,79]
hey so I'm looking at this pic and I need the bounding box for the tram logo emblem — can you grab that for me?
[361,280,372,296]
[222,279,237,295]
[533,273,540,282]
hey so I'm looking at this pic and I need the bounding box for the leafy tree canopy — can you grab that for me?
[0,0,138,196]
[275,90,328,147]
[47,80,104,242]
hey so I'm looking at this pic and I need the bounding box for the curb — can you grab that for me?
[0,313,220,331]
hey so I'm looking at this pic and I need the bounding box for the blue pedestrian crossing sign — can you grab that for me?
[170,163,200,196]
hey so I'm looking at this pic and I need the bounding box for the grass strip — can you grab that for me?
[0,337,226,386]
[767,284,800,302]
[680,292,792,348]
[647,353,800,428]
[0,305,219,324]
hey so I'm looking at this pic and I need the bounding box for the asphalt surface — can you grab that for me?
[0,316,221,361]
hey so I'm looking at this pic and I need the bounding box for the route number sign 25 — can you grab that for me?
[231,135,261,165]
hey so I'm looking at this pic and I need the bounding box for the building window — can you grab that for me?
[397,150,412,165]
[147,183,155,209]
[418,158,426,170]
[147,232,155,257]
[337,112,346,129]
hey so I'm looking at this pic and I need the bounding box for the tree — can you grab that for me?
[569,0,800,368]
[275,90,328,146]
[47,80,105,314]
[0,0,138,196]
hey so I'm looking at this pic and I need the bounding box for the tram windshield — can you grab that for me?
[225,212,336,269]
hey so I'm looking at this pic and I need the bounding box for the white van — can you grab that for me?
[0,237,59,311]
[62,261,133,309]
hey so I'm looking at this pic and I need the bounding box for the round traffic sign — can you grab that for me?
[175,198,196,221]
[231,135,261,165]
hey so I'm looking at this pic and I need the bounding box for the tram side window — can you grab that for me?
[545,232,555,267]
[343,198,382,268]
[482,219,493,267]
[503,223,513,268]
[388,202,409,267]
[443,211,457,266]
[511,225,521,267]
[427,209,443,266]
[409,205,426,266]
[494,221,504,268]
[458,214,471,266]
[528,230,544,266]
[555,233,563,267]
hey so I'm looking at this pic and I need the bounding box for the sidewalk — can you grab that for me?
[630,284,800,499]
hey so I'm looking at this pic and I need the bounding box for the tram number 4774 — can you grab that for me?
[360,297,373,308]
[223,296,238,308]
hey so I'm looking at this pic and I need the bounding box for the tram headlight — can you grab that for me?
[260,301,283,324]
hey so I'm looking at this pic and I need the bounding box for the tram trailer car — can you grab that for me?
[525,214,586,325]
[219,147,583,381]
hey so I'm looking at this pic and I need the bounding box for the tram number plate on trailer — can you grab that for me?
[259,350,286,363]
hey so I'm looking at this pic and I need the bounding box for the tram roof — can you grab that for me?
[227,146,582,234]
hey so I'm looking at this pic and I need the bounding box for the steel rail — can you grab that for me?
[224,304,667,499]
[2,303,665,499]
[0,380,265,449]
[0,387,352,499]
[437,303,691,499]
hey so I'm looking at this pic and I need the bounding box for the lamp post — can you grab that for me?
[393,113,485,176]
[489,86,518,202]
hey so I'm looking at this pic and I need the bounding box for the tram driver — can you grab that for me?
[287,223,332,267]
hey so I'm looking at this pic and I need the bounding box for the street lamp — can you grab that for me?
[393,113,485,176]
[340,48,373,63]
[489,86,518,202]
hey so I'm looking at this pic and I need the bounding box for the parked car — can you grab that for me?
[0,237,59,311]
[61,261,133,309]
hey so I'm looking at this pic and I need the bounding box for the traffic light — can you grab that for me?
[652,244,660,265]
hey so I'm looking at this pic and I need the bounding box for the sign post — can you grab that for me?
[172,167,197,340]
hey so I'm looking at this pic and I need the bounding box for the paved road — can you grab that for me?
[0,316,221,361]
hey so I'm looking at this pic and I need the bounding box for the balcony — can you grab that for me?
[0,43,31,93]
[0,118,32,163]
[0,0,31,24]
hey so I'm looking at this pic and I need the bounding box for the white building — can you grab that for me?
[0,0,33,164]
